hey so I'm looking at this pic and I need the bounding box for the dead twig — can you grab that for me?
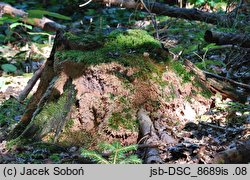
[17,63,45,102]
[204,71,250,90]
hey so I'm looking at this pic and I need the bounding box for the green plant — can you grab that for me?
[0,98,26,127]
[49,153,61,162]
[187,0,228,8]
[1,63,17,73]
[9,23,32,30]
[55,30,165,79]
[81,141,142,164]
[27,10,71,20]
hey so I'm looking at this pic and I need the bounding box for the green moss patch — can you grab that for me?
[64,32,104,50]
[56,30,167,78]
[169,60,192,83]
[21,86,76,140]
[108,112,138,131]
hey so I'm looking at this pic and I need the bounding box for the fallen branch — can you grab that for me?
[199,121,226,131]
[137,108,162,164]
[17,63,45,102]
[203,71,250,90]
[199,121,249,134]
[94,0,237,27]
[0,2,65,31]
[204,30,250,48]
[183,59,247,102]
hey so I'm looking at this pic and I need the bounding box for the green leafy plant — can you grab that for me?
[27,10,71,20]
[1,63,17,73]
[0,98,26,127]
[81,141,142,164]
[187,0,228,8]
[49,153,61,162]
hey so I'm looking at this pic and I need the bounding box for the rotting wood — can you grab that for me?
[183,59,247,102]
[204,30,250,48]
[203,71,250,90]
[8,31,64,139]
[17,63,45,102]
[93,0,238,27]
[137,108,162,164]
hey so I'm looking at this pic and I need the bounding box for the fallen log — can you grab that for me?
[137,108,162,164]
[0,2,65,31]
[94,0,235,27]
[183,59,247,102]
[204,30,250,48]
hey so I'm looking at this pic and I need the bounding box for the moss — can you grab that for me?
[106,29,161,51]
[32,93,68,128]
[56,30,166,79]
[168,60,213,99]
[65,119,74,129]
[57,130,95,148]
[0,98,27,127]
[193,80,212,99]
[169,60,192,83]
[56,51,162,77]
[63,29,160,53]
[23,87,76,139]
[108,112,138,131]
[64,31,104,49]
[6,137,31,149]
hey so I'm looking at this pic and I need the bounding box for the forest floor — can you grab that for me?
[0,64,249,164]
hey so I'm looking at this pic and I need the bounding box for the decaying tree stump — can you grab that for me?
[9,29,170,145]
[9,29,214,164]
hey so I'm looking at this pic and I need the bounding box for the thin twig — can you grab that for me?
[204,71,250,90]
[79,0,93,7]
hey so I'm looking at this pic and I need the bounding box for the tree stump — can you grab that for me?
[8,29,169,146]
